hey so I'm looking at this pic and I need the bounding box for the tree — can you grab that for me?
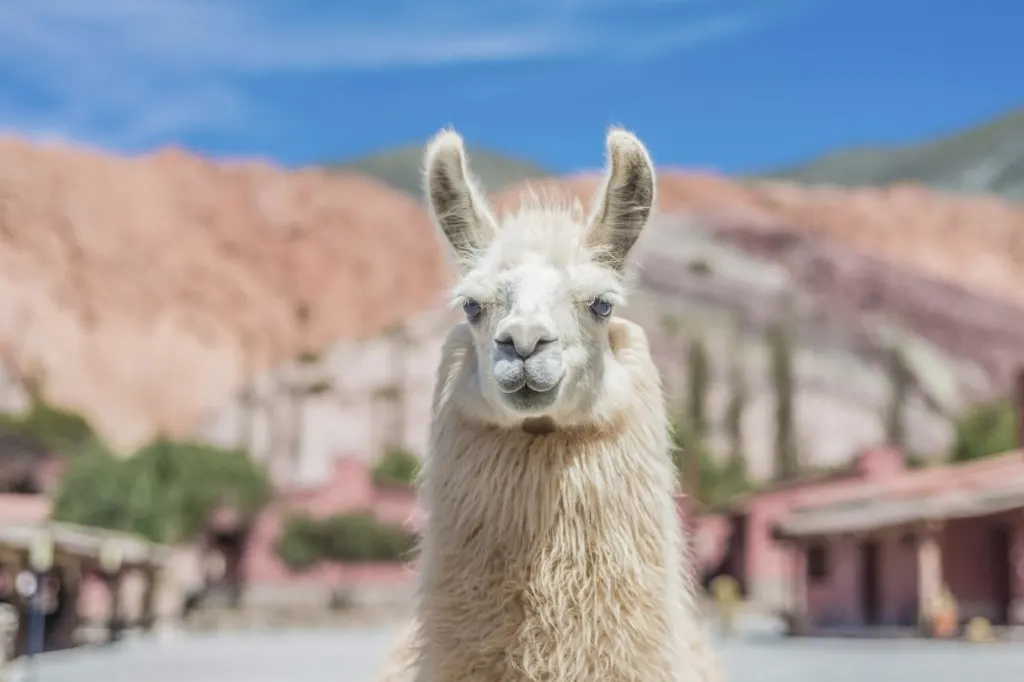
[884,344,912,449]
[52,438,272,545]
[950,398,1018,463]
[767,319,799,481]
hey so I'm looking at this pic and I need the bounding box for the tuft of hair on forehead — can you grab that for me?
[446,190,638,310]
[486,186,605,269]
[513,185,588,223]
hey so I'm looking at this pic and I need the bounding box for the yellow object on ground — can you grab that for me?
[965,617,994,643]
[710,574,740,638]
[931,585,959,638]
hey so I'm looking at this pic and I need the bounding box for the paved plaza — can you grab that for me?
[11,624,1024,682]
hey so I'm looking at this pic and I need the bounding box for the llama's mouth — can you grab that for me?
[500,382,560,413]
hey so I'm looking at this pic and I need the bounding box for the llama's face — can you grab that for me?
[423,128,655,427]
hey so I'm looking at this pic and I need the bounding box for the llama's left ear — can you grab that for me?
[585,128,656,272]
[423,128,499,270]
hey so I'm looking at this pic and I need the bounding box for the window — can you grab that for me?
[807,543,829,582]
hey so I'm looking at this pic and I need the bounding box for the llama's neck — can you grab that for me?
[416,398,691,682]
[423,410,681,555]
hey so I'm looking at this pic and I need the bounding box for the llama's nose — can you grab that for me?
[495,317,557,359]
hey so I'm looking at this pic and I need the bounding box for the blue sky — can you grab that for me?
[0,0,1021,175]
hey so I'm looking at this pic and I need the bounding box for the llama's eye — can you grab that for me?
[463,298,482,321]
[589,297,613,318]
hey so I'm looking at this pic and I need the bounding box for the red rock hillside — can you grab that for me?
[0,138,449,451]
[494,173,1024,309]
[1,136,1023,456]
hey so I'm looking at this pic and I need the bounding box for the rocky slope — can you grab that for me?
[492,174,1024,473]
[495,173,1024,311]
[0,137,449,452]
[205,173,1024,484]
[1,135,1023,482]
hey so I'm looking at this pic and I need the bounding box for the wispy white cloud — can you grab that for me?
[0,0,808,149]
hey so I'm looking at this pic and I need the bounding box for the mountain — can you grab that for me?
[761,108,1024,199]
[485,174,1024,476]
[338,108,1024,201]
[0,137,449,452]
[208,172,1024,484]
[0,134,1022,485]
[333,144,549,197]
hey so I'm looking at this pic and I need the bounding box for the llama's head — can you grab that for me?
[423,127,655,430]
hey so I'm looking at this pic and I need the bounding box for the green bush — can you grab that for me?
[951,398,1018,463]
[51,437,272,545]
[322,513,416,562]
[273,512,417,571]
[274,515,323,572]
[48,441,135,530]
[0,398,98,455]
[372,447,420,486]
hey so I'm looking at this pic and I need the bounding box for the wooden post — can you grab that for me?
[107,571,124,643]
[1010,512,1024,626]
[916,521,943,631]
[774,539,809,636]
[791,543,808,617]
[48,557,82,652]
[8,550,28,658]
[140,567,158,632]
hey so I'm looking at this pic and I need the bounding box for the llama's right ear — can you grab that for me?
[584,128,656,273]
[423,129,498,269]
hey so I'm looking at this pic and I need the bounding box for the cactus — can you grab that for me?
[687,332,711,440]
[885,344,911,448]
[768,319,799,481]
[724,336,748,469]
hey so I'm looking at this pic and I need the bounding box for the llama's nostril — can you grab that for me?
[496,336,556,360]
[533,337,556,352]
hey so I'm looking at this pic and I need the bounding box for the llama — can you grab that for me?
[376,127,721,682]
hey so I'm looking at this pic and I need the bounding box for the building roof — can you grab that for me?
[705,445,907,514]
[0,520,169,568]
[774,450,1024,540]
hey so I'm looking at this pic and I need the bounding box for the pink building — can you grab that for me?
[773,450,1024,633]
[705,445,912,606]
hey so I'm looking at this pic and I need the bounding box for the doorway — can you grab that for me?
[990,524,1012,625]
[859,539,882,626]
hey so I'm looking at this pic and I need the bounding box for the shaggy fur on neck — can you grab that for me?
[411,320,709,682]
